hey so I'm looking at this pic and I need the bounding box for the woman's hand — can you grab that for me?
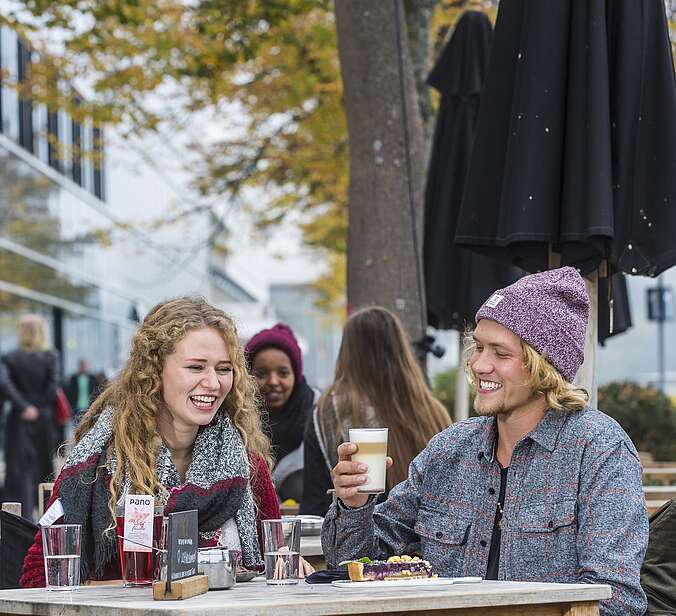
[299,556,315,578]
[20,405,39,422]
[270,552,315,580]
[331,442,393,509]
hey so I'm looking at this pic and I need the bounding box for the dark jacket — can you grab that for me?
[641,498,676,615]
[300,396,388,517]
[0,350,59,415]
[263,378,317,503]
[0,349,60,518]
[65,372,97,412]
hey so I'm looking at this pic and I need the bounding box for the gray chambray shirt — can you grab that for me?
[322,407,648,616]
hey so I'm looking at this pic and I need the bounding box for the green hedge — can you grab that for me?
[598,381,676,462]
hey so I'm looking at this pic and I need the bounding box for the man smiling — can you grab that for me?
[323,267,648,616]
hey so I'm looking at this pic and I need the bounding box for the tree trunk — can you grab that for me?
[403,0,437,171]
[335,0,427,344]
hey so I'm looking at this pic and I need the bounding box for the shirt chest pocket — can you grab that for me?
[512,499,578,580]
[516,499,577,533]
[414,508,471,577]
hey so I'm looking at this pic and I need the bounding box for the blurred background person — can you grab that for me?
[246,323,319,505]
[0,315,59,521]
[300,306,450,516]
[65,358,97,420]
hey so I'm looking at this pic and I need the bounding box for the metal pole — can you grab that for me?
[657,275,666,393]
[454,334,470,422]
[575,271,598,408]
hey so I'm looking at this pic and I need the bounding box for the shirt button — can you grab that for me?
[488,488,495,495]
[548,520,553,528]
[477,452,484,461]
[436,531,443,539]
[480,540,487,547]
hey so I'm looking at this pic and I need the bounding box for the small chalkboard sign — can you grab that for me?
[165,509,198,593]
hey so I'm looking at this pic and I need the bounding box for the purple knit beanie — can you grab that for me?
[245,323,303,381]
[475,266,589,382]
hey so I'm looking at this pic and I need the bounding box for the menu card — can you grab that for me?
[123,495,154,552]
[166,509,198,590]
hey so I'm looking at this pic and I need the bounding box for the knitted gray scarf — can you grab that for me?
[58,407,262,579]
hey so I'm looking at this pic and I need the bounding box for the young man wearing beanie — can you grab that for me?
[323,267,648,616]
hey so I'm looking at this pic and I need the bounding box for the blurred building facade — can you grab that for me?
[269,283,341,390]
[0,26,256,380]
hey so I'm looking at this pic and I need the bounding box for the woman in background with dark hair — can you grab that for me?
[246,323,318,504]
[0,315,59,521]
[300,306,450,516]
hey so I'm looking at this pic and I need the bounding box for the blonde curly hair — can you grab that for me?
[74,296,271,524]
[463,328,589,412]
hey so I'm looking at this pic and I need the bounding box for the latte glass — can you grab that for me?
[349,427,388,494]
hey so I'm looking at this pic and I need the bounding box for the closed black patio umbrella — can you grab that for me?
[423,6,632,342]
[455,0,676,279]
[424,10,524,332]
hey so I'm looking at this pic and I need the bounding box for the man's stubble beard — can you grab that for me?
[473,389,540,418]
[474,399,508,418]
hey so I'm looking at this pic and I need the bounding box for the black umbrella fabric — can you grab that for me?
[455,0,676,278]
[424,10,524,330]
[422,7,632,340]
[598,271,631,344]
[0,511,37,589]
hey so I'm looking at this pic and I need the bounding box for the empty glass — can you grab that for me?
[262,518,301,585]
[42,524,81,591]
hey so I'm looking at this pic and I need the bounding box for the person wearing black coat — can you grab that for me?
[0,315,59,521]
[245,323,318,504]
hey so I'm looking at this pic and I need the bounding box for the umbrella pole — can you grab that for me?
[549,248,598,407]
[454,337,470,422]
[575,271,599,408]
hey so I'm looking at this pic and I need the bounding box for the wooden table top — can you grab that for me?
[0,578,611,616]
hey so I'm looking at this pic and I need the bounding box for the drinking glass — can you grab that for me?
[42,524,81,591]
[261,518,301,585]
[348,427,388,493]
[116,506,165,586]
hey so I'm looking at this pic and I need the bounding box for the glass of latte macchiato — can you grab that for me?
[348,427,388,494]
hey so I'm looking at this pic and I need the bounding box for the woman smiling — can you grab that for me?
[246,324,318,504]
[19,297,317,587]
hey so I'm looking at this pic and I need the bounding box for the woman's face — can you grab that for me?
[160,327,234,431]
[251,348,295,411]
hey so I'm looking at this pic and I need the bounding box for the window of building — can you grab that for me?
[93,125,105,201]
[71,97,82,186]
[47,108,60,171]
[0,27,19,141]
[17,37,33,153]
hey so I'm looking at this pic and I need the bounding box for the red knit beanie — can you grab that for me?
[245,323,303,381]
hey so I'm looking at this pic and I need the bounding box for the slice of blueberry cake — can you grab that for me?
[346,555,433,582]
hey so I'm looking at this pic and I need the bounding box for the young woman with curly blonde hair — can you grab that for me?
[20,297,313,587]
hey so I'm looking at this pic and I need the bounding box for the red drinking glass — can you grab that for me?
[116,513,164,586]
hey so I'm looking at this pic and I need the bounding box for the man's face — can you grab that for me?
[469,319,538,417]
